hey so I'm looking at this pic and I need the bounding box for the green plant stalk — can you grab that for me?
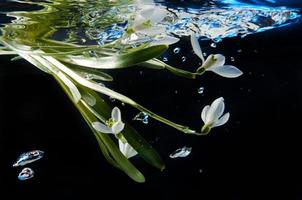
[1,39,203,135]
[55,75,146,183]
[42,56,201,134]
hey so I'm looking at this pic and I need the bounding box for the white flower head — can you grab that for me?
[125,4,179,46]
[131,6,167,35]
[92,107,125,135]
[201,97,230,135]
[190,34,243,78]
[119,140,138,159]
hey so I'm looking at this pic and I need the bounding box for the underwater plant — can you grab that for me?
[0,0,243,182]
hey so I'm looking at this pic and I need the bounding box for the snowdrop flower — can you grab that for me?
[201,97,230,135]
[119,140,138,159]
[125,5,179,45]
[190,34,243,78]
[92,107,125,135]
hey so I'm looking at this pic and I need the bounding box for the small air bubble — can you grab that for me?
[210,43,217,48]
[173,47,181,54]
[163,57,168,62]
[181,56,186,62]
[18,168,34,181]
[231,57,235,61]
[109,96,116,102]
[198,87,204,94]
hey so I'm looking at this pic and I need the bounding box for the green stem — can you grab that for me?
[153,58,205,79]
[2,39,202,135]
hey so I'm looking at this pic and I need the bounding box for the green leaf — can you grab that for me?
[78,86,165,170]
[66,62,114,82]
[58,45,168,69]
[140,59,165,69]
[54,73,145,183]
[122,124,165,171]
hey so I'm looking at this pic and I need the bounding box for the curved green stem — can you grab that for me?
[2,40,203,135]
[152,58,205,79]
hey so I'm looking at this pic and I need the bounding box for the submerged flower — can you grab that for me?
[190,34,243,78]
[119,140,138,159]
[125,4,179,45]
[92,107,125,135]
[201,97,230,135]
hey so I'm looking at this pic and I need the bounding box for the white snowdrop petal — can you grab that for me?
[126,145,138,158]
[201,105,210,122]
[139,26,166,35]
[212,112,230,127]
[149,8,167,24]
[112,107,121,122]
[133,14,147,31]
[92,122,112,134]
[112,121,125,134]
[119,140,138,159]
[208,65,243,78]
[119,140,127,156]
[139,7,155,18]
[206,97,225,124]
[212,54,226,68]
[151,35,179,46]
[190,34,204,62]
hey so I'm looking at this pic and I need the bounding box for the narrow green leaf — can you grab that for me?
[54,74,145,183]
[58,45,168,69]
[122,124,165,171]
[78,86,165,170]
[139,59,165,69]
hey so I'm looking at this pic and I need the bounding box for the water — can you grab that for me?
[1,0,302,199]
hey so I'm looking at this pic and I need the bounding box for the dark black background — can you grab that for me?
[1,0,302,199]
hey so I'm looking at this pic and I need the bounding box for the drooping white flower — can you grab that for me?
[92,107,125,135]
[201,97,230,134]
[190,34,205,63]
[190,34,243,78]
[119,140,138,159]
[125,5,179,45]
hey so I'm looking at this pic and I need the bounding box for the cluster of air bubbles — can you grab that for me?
[13,150,44,181]
[133,112,149,124]
[169,146,192,158]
